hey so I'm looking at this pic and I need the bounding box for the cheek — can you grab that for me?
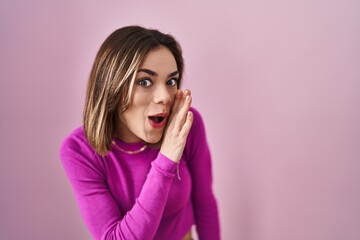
[131,89,152,107]
[169,89,177,102]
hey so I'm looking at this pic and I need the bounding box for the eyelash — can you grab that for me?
[137,78,179,87]
[167,78,178,86]
[138,78,152,87]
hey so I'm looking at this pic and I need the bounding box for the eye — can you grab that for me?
[138,79,152,87]
[167,79,178,87]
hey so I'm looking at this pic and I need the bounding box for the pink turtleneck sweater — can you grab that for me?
[60,108,220,240]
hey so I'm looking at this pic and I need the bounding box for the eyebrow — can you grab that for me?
[137,68,179,78]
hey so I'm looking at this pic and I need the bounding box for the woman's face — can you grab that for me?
[117,46,179,143]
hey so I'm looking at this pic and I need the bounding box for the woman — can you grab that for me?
[60,25,220,240]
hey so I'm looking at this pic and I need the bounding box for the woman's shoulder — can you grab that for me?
[188,107,206,138]
[59,127,106,181]
[184,107,209,161]
[59,126,96,159]
[61,126,87,146]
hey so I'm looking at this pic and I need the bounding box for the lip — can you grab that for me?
[148,112,168,129]
[151,112,169,117]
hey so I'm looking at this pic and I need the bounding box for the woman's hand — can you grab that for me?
[160,89,193,163]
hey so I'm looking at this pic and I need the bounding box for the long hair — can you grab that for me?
[83,26,184,156]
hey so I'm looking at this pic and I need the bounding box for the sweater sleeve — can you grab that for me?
[185,108,221,239]
[59,133,178,240]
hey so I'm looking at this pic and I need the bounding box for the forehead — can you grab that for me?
[139,46,177,71]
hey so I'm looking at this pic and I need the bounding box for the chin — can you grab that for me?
[144,133,163,144]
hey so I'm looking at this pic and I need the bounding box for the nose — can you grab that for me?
[153,85,172,105]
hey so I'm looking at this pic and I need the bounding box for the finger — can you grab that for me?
[169,89,188,124]
[173,94,192,132]
[179,111,194,138]
[173,89,182,108]
[167,90,183,127]
[178,92,192,120]
[174,89,188,113]
[167,89,191,132]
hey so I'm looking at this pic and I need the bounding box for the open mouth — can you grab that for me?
[148,113,168,128]
[149,116,165,124]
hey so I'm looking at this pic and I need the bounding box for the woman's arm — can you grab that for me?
[185,108,221,239]
[60,137,178,240]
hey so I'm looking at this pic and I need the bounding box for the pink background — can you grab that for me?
[1,1,359,239]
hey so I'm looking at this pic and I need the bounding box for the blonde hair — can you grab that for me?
[83,26,184,156]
